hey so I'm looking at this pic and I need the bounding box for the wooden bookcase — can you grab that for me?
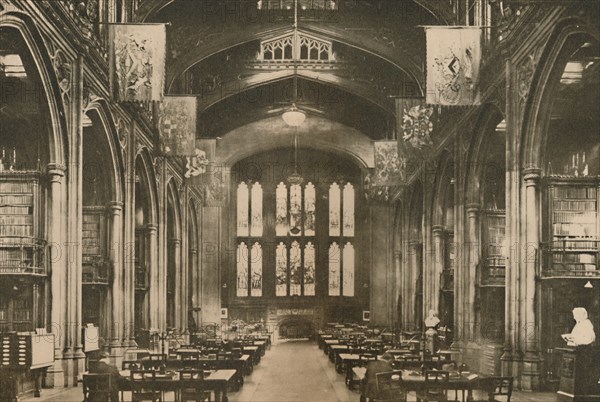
[543,177,599,278]
[82,206,108,285]
[479,210,506,286]
[0,171,45,332]
[541,176,600,389]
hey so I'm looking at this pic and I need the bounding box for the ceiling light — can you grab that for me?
[282,104,306,127]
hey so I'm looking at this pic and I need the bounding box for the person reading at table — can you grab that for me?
[562,307,596,346]
[89,351,122,402]
[361,353,394,401]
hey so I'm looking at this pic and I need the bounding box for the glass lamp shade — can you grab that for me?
[286,170,304,185]
[282,106,306,127]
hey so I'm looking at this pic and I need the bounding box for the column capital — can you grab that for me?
[523,167,541,185]
[466,203,480,215]
[432,225,445,235]
[190,248,198,255]
[170,238,181,246]
[107,201,124,212]
[146,224,158,233]
[46,163,66,178]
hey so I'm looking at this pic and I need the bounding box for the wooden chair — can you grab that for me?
[417,370,449,402]
[179,369,211,402]
[375,370,407,402]
[484,376,513,402]
[83,373,114,402]
[130,370,161,402]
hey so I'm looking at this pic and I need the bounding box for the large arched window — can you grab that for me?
[274,181,318,296]
[236,182,263,297]
[328,182,355,296]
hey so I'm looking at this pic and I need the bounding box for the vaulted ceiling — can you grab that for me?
[140,0,449,140]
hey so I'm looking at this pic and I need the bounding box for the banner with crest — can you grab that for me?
[396,98,435,150]
[157,96,197,156]
[184,139,226,206]
[109,23,166,102]
[373,141,405,187]
[425,27,481,106]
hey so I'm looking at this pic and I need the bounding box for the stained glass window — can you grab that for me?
[237,183,249,237]
[328,242,340,296]
[304,183,316,236]
[343,183,355,237]
[304,242,315,296]
[276,242,287,296]
[290,241,302,296]
[237,242,248,297]
[250,183,263,237]
[276,182,288,236]
[343,243,355,297]
[250,243,262,297]
[237,181,263,297]
[289,184,302,236]
[330,182,355,297]
[329,183,340,236]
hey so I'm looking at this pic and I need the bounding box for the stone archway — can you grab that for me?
[277,316,315,341]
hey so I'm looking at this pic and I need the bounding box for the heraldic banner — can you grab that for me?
[396,98,434,150]
[425,27,481,106]
[158,96,197,156]
[109,23,166,102]
[184,139,226,206]
[373,140,405,187]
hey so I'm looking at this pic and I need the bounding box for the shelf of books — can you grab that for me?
[480,210,506,286]
[0,172,45,276]
[543,177,599,278]
[82,207,109,285]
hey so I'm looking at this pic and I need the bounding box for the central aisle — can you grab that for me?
[231,340,358,402]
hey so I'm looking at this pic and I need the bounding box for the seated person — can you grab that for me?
[360,353,394,401]
[562,307,596,346]
[89,351,122,402]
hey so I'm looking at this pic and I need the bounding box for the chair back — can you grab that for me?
[421,370,449,401]
[375,370,406,402]
[489,376,513,402]
[83,373,112,402]
[130,370,160,402]
[179,368,206,401]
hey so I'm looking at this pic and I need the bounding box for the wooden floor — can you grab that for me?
[25,340,559,402]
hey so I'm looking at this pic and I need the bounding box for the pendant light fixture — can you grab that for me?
[281,0,306,128]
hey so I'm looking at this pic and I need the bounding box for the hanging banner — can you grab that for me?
[396,98,434,149]
[184,139,226,206]
[158,96,197,156]
[373,140,405,187]
[425,26,481,106]
[109,23,166,102]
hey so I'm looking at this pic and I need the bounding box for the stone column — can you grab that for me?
[408,240,421,331]
[171,238,182,329]
[147,224,159,330]
[465,203,480,342]
[46,163,66,387]
[522,168,542,390]
[108,201,124,353]
[432,225,445,316]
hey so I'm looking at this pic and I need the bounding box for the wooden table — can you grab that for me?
[242,346,261,365]
[118,369,237,402]
[352,367,492,402]
[323,339,340,355]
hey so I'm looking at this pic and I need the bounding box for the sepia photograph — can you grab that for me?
[0,0,598,401]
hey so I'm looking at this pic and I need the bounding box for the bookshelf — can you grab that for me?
[479,210,506,286]
[543,177,599,278]
[82,207,109,285]
[0,172,45,333]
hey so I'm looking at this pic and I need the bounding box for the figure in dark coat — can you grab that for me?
[361,353,394,401]
[89,352,122,402]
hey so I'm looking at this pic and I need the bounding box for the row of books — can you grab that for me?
[553,200,597,211]
[0,226,33,237]
[552,211,596,222]
[0,205,32,215]
[0,194,33,205]
[0,182,34,193]
[552,222,596,237]
[0,215,33,225]
[552,187,597,199]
